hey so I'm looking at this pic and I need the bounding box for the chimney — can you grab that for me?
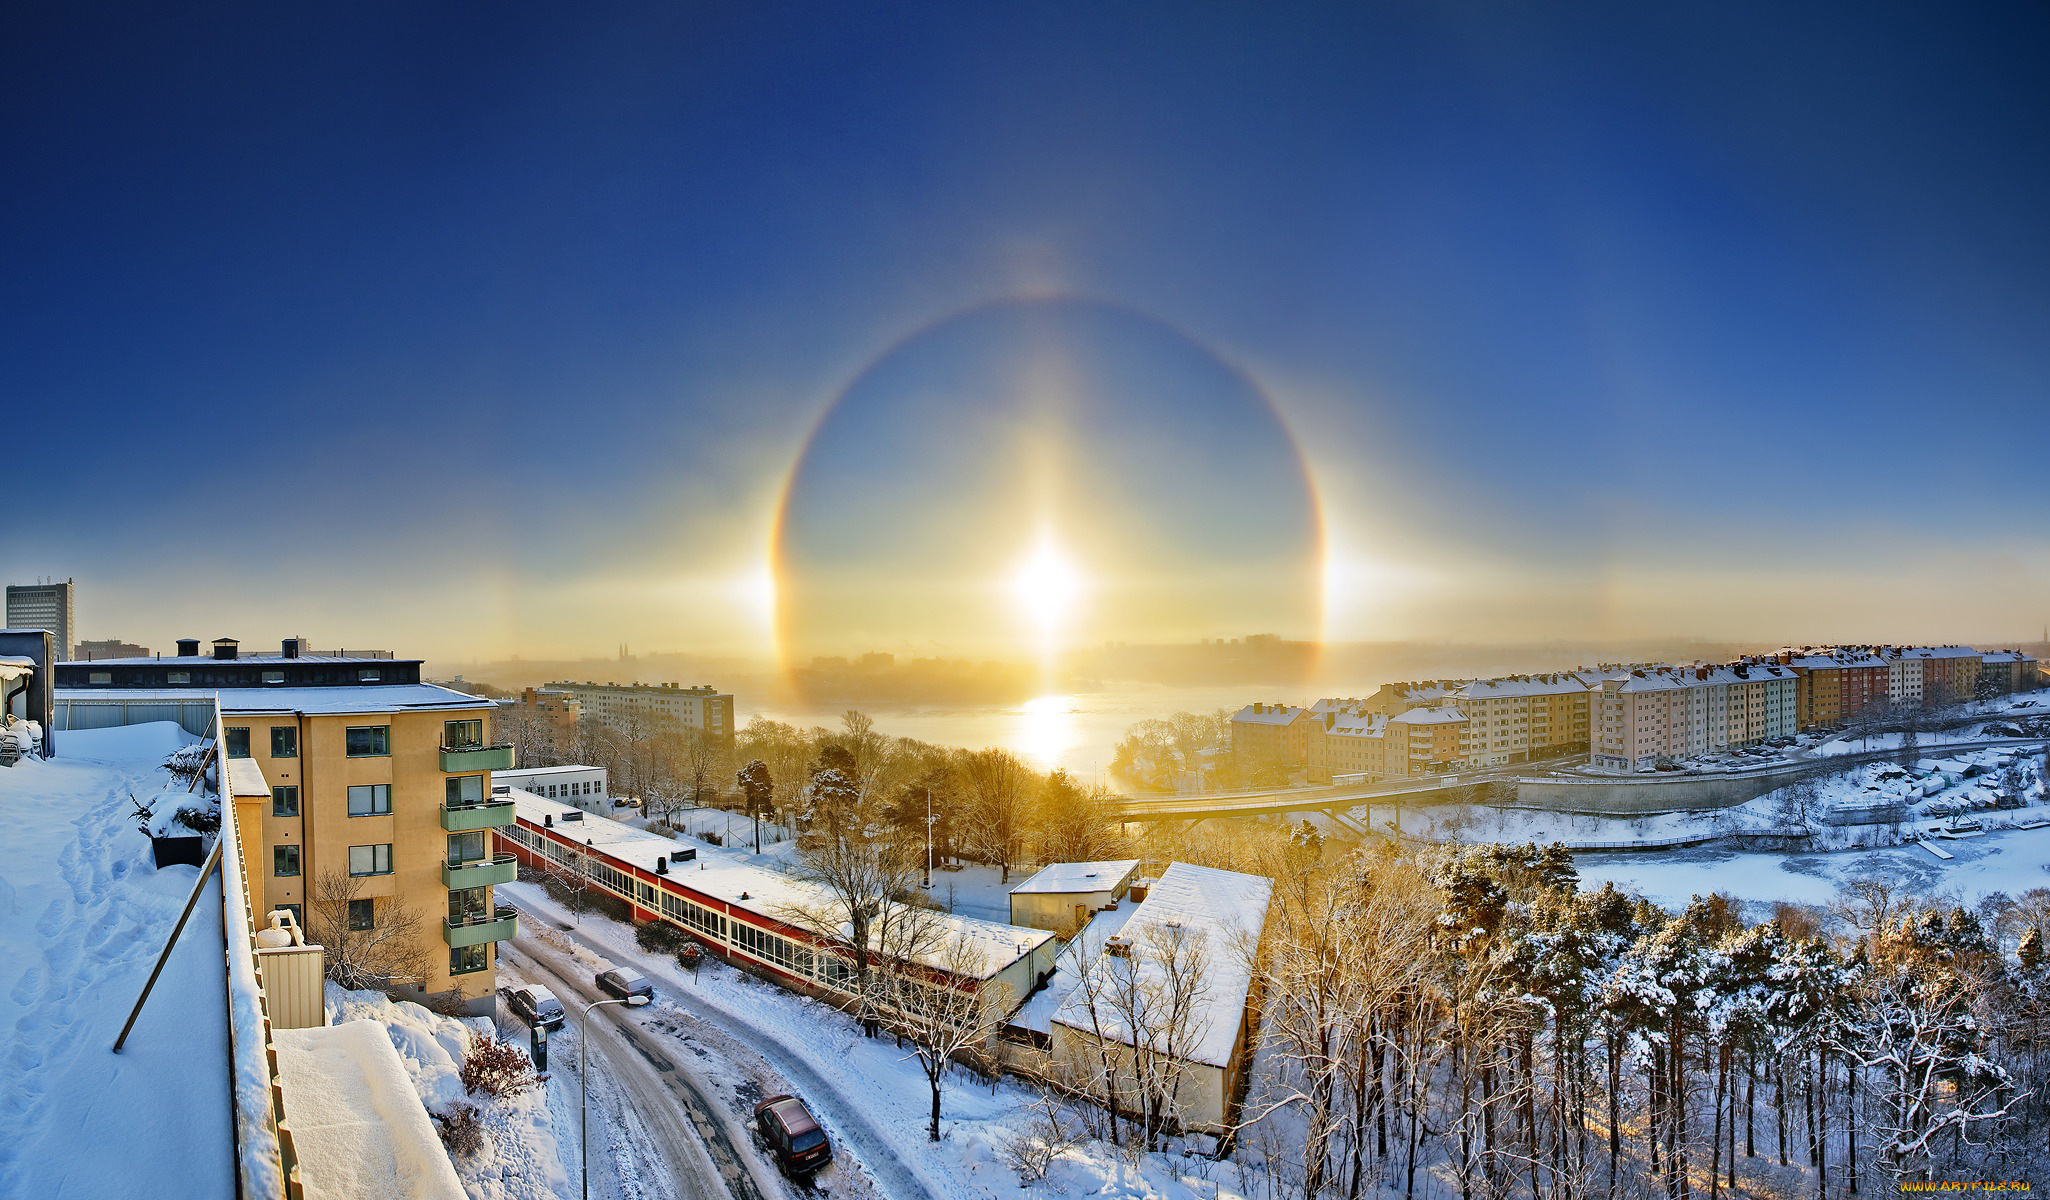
[176,638,200,657]
[656,858,669,875]
[211,638,240,661]
[281,638,301,659]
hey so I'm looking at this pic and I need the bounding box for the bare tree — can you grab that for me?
[307,868,430,991]
[961,747,1037,883]
[875,932,1013,1141]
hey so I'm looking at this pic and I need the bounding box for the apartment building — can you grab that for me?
[1308,708,1387,781]
[1229,702,1312,769]
[1451,673,1593,768]
[1385,706,1467,778]
[1980,650,2041,696]
[1780,649,1890,729]
[5,578,74,661]
[553,680,734,741]
[56,637,514,1013]
[1590,663,1797,770]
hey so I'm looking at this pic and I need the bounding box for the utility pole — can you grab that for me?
[922,782,934,889]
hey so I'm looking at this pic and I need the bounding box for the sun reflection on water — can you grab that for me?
[1014,694,1081,772]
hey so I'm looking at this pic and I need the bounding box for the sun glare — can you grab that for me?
[1010,538,1083,635]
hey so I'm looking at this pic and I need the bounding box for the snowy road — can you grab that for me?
[501,938,782,1200]
[502,885,952,1200]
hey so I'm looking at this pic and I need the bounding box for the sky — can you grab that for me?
[4,2,2048,667]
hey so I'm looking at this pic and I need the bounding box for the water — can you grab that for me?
[753,683,1263,779]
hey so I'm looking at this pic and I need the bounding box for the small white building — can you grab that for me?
[494,763,609,811]
[1044,862,1273,1135]
[1008,859,1142,933]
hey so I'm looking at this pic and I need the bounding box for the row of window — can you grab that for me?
[273,843,392,877]
[530,780,600,799]
[270,777,489,819]
[227,717,482,760]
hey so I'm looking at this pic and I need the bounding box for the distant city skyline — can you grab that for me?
[6,4,2047,663]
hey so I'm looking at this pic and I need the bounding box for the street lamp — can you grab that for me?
[922,782,936,889]
[580,993,651,1200]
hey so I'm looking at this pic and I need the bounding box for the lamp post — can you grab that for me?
[580,993,650,1200]
[922,782,935,889]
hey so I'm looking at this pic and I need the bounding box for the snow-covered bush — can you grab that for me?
[434,1101,484,1157]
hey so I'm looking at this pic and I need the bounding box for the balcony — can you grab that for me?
[441,742,514,772]
[445,905,519,948]
[440,798,516,832]
[443,853,518,889]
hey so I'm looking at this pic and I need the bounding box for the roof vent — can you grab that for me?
[211,638,239,660]
[281,638,301,659]
[544,813,553,827]
[176,638,200,657]
[656,858,669,874]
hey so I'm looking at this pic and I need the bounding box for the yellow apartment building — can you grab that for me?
[55,638,516,1013]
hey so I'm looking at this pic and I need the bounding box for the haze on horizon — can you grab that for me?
[6,4,2047,668]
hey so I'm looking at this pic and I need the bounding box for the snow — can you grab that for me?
[0,721,235,1199]
[326,986,570,1200]
[56,684,492,714]
[1011,904,1140,1037]
[1009,859,1141,895]
[501,880,1275,1200]
[1050,862,1273,1069]
[274,1020,467,1200]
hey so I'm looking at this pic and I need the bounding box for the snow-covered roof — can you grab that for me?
[69,654,418,667]
[272,1020,467,1200]
[1231,703,1306,725]
[55,683,492,715]
[1457,675,1592,699]
[1050,862,1273,1069]
[1010,860,1142,896]
[0,721,235,1197]
[513,790,1053,981]
[0,655,33,679]
[1324,713,1385,738]
[495,763,606,779]
[225,758,270,799]
[1391,705,1466,726]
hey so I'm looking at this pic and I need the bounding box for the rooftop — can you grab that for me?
[67,654,418,667]
[56,683,492,715]
[1009,859,1142,896]
[0,722,235,1196]
[512,790,1053,981]
[1049,862,1273,1068]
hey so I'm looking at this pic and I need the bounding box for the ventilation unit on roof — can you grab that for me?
[671,849,695,864]
[656,858,668,875]
[562,811,583,822]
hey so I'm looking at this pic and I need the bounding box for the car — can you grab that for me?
[501,983,566,1031]
[754,1094,832,1174]
[595,965,653,1003]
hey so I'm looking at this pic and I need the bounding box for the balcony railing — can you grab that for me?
[441,742,514,772]
[444,904,518,948]
[442,853,518,889]
[440,798,516,832]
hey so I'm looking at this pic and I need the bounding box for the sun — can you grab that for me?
[1010,537,1084,641]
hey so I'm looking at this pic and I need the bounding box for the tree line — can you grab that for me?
[1189,824,2050,1200]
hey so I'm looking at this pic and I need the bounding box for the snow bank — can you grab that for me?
[327,986,569,1200]
[274,1020,467,1200]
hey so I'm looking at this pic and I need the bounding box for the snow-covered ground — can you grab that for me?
[501,880,1269,1199]
[0,722,233,1200]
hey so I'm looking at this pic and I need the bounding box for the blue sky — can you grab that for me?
[4,2,2046,659]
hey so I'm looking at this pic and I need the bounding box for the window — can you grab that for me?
[346,784,392,817]
[449,886,489,920]
[167,671,190,685]
[444,719,483,750]
[271,786,299,818]
[357,668,381,682]
[345,726,390,757]
[225,727,252,759]
[270,727,297,758]
[276,903,303,927]
[348,898,375,931]
[88,671,111,685]
[445,775,484,807]
[347,844,393,876]
[450,945,488,974]
[262,670,285,684]
[274,845,300,877]
[447,831,486,864]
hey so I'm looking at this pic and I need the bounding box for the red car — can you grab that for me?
[754,1094,832,1174]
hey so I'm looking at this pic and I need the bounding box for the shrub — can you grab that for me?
[636,920,686,955]
[460,1035,540,1099]
[173,804,220,835]
[434,1101,484,1157]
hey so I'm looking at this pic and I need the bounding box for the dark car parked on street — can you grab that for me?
[754,1094,832,1174]
[595,965,653,1003]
